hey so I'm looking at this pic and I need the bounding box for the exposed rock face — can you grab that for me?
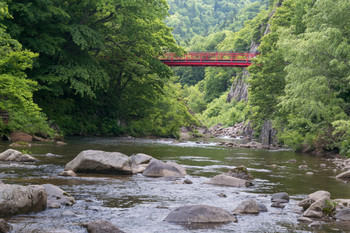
[298,190,331,210]
[9,132,33,142]
[84,220,125,233]
[0,184,47,217]
[234,199,259,214]
[64,150,132,174]
[225,165,254,180]
[142,160,186,178]
[0,149,37,162]
[260,120,277,146]
[271,192,289,203]
[164,205,237,223]
[42,184,75,207]
[227,69,249,103]
[336,170,350,180]
[204,174,252,187]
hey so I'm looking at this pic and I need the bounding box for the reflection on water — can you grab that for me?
[0,137,349,232]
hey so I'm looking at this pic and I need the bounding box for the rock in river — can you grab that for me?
[164,205,237,223]
[336,170,350,180]
[64,150,132,174]
[42,184,75,207]
[234,199,259,214]
[0,149,37,162]
[225,165,254,180]
[205,174,252,187]
[0,184,47,217]
[84,220,125,233]
[143,159,186,178]
[271,192,289,203]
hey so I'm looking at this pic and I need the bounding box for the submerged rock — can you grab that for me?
[225,165,254,180]
[234,199,259,214]
[0,184,47,217]
[204,174,252,187]
[42,184,75,207]
[335,208,350,221]
[84,220,125,233]
[64,150,132,175]
[0,149,37,162]
[164,205,237,223]
[58,170,77,177]
[143,160,186,178]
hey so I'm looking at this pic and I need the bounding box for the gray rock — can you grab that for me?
[0,184,47,217]
[58,170,77,177]
[0,219,11,233]
[271,202,285,208]
[204,174,252,187]
[46,153,62,157]
[335,208,350,221]
[42,184,75,207]
[299,165,308,169]
[334,199,350,208]
[258,203,268,212]
[303,197,329,218]
[336,170,350,180]
[298,198,315,210]
[184,179,193,184]
[320,164,327,168]
[143,160,186,178]
[234,199,259,214]
[132,164,148,174]
[297,217,313,222]
[309,190,331,201]
[84,220,125,233]
[225,165,254,180]
[164,205,237,223]
[62,211,76,217]
[0,149,37,162]
[64,150,132,175]
[130,153,153,165]
[271,192,289,203]
[306,172,314,175]
[308,221,322,227]
[49,202,61,209]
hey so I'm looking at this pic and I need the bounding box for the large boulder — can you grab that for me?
[298,190,331,210]
[204,174,252,187]
[130,153,153,165]
[84,220,125,233]
[164,205,237,223]
[336,170,350,180]
[234,199,259,214]
[0,149,37,162]
[42,184,75,208]
[142,160,186,178]
[225,165,254,180]
[0,184,47,217]
[64,150,132,175]
[303,197,330,218]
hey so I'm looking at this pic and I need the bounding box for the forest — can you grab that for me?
[1,0,350,157]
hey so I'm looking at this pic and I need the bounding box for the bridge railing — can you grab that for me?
[161,51,259,62]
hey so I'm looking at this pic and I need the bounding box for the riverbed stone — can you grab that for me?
[132,164,148,173]
[334,208,350,221]
[143,159,186,178]
[303,197,329,218]
[225,165,254,180]
[234,199,259,214]
[130,153,153,165]
[0,149,37,162]
[271,202,286,208]
[42,184,75,207]
[84,220,125,233]
[0,184,47,217]
[336,170,350,180]
[204,174,252,187]
[334,199,350,207]
[257,203,268,212]
[58,170,77,177]
[297,217,313,222]
[164,205,237,223]
[309,190,331,201]
[271,192,289,203]
[64,150,132,174]
[0,219,11,233]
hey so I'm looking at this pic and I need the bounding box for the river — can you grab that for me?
[0,137,349,232]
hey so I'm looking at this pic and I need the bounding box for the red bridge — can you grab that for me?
[160,51,259,67]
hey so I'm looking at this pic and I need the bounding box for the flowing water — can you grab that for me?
[0,137,350,233]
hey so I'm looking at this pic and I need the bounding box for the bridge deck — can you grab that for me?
[160,52,258,67]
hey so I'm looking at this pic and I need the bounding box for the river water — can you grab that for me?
[0,137,349,233]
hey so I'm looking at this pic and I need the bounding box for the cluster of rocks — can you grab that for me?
[205,165,253,187]
[216,141,274,150]
[209,123,246,138]
[0,149,37,162]
[297,190,350,222]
